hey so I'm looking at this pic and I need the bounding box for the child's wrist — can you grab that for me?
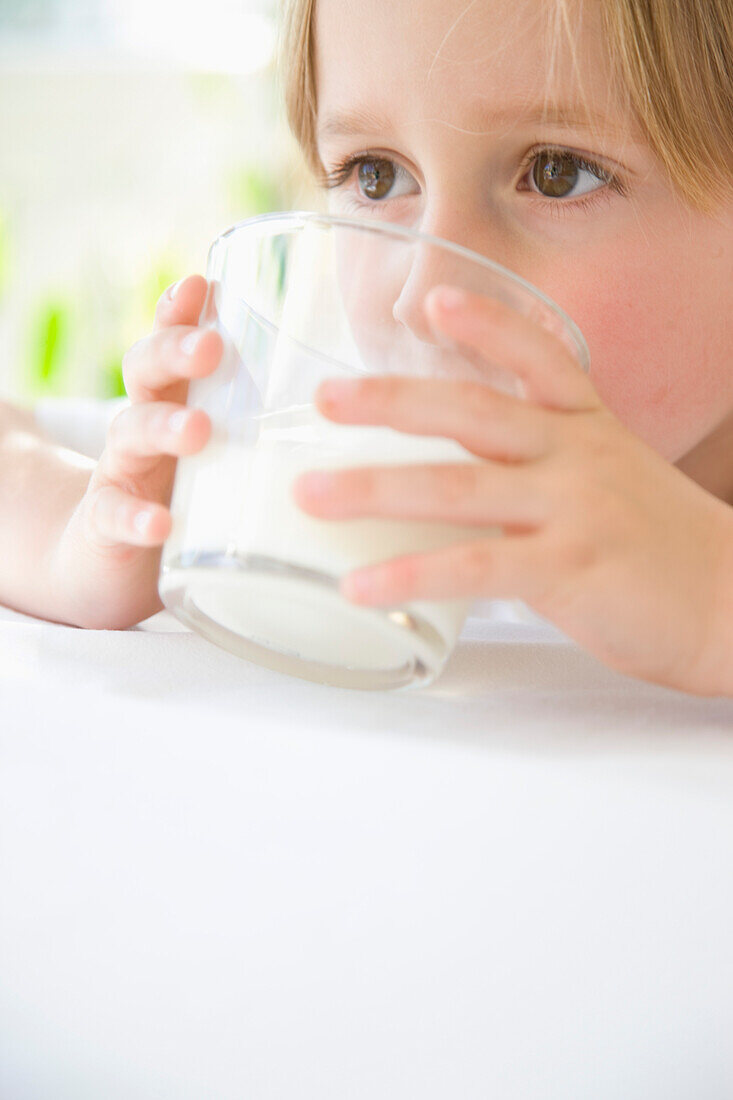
[686,503,733,698]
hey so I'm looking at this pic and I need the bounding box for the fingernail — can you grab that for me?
[133,508,155,534]
[434,287,467,311]
[168,410,190,434]
[181,330,202,356]
[318,379,358,405]
[341,571,376,601]
[299,472,334,498]
[168,279,183,301]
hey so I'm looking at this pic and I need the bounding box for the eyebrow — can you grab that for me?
[317,101,632,143]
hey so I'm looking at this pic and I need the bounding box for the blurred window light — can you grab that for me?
[104,0,276,74]
[0,0,277,74]
[0,0,105,47]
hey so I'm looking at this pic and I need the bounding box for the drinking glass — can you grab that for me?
[159,212,589,690]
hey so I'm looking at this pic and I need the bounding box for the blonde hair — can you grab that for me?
[278,0,732,213]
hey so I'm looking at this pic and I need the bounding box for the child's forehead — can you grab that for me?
[315,0,623,137]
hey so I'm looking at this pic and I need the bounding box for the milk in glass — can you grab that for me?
[160,401,496,678]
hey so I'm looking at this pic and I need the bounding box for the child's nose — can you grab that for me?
[391,240,466,346]
[390,203,509,346]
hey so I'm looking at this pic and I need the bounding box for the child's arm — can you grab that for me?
[0,275,220,628]
[294,285,733,697]
[0,403,96,620]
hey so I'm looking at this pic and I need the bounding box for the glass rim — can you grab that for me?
[208,209,590,371]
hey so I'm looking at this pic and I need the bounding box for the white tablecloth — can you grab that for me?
[2,400,733,1098]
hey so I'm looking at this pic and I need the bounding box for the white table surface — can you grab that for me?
[2,398,733,1098]
[2,598,733,1100]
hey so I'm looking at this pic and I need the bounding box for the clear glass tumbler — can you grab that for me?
[159,212,589,690]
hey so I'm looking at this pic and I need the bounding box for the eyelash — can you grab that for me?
[322,146,627,214]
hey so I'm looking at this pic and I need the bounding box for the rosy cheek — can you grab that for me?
[546,258,713,459]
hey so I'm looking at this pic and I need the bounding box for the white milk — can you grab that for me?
[160,404,498,676]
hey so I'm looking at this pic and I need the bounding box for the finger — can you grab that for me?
[153,274,208,333]
[294,461,547,528]
[97,402,211,481]
[84,484,172,549]
[424,285,599,412]
[338,532,549,605]
[122,324,223,403]
[314,375,550,462]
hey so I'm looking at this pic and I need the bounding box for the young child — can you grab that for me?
[0,0,731,696]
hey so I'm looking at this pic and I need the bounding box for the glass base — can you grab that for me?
[159,552,451,691]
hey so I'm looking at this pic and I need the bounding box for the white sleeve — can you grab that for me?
[32,396,130,460]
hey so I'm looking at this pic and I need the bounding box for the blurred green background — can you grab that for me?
[0,0,317,405]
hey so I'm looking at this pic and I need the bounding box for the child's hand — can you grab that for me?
[51,275,222,628]
[294,286,733,696]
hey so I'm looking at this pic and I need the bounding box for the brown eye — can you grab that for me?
[357,158,396,200]
[532,151,580,197]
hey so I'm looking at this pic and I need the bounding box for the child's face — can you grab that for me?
[314,0,733,462]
